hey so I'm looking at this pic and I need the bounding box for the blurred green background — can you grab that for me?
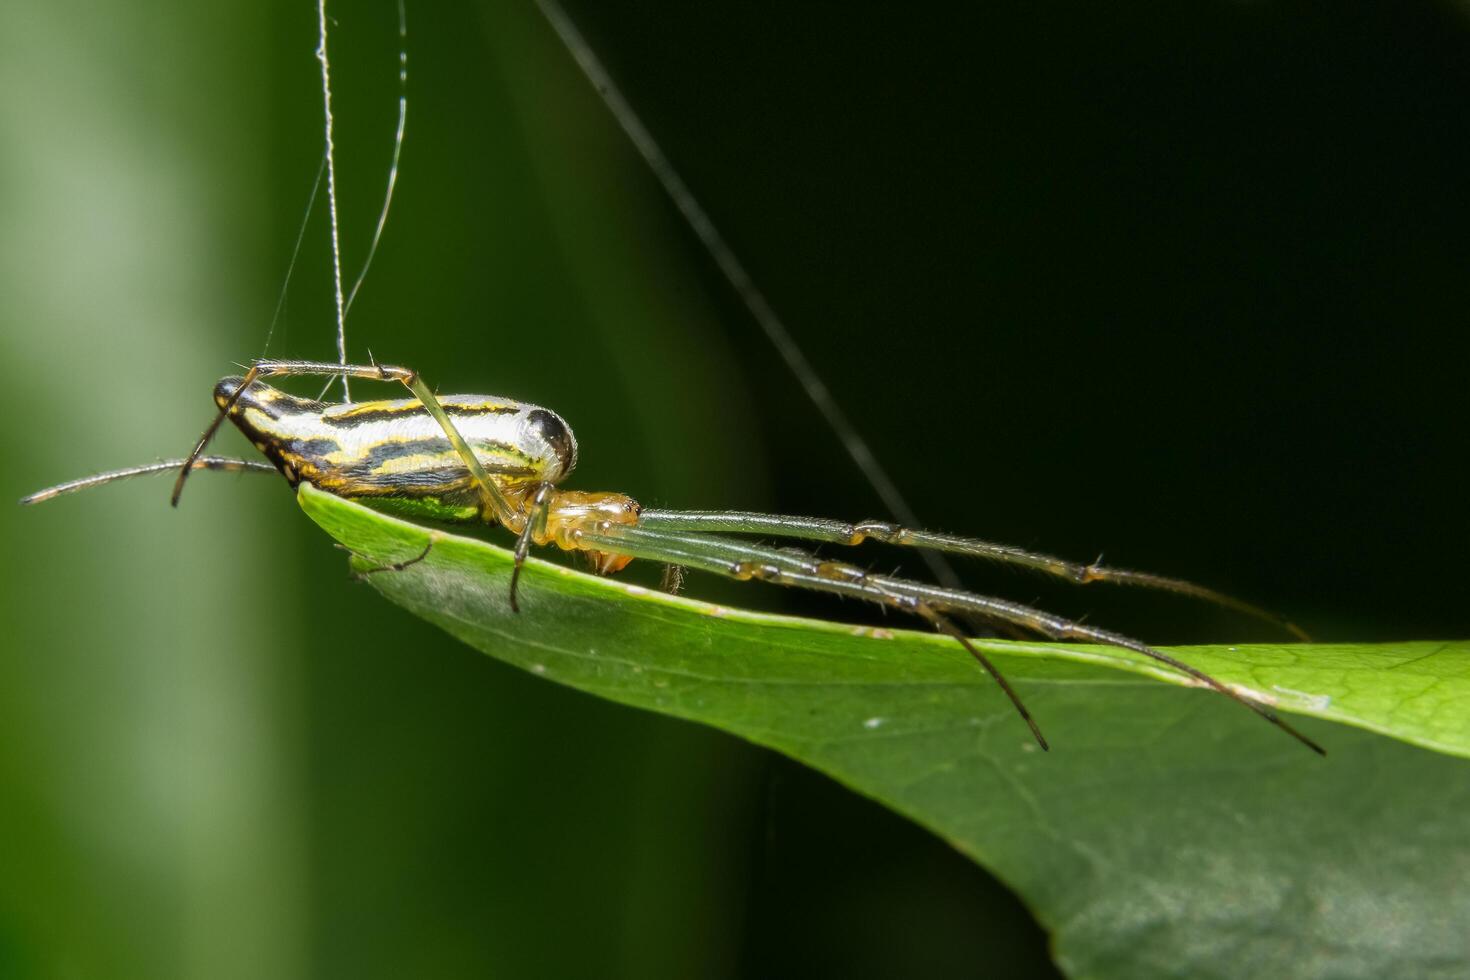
[2,1,1466,977]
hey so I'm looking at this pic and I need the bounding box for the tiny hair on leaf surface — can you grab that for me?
[301,484,1470,980]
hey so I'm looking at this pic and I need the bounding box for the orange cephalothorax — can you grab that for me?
[540,490,641,574]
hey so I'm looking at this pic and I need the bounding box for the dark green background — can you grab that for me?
[3,1,1465,977]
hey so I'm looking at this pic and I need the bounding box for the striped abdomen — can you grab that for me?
[215,377,578,522]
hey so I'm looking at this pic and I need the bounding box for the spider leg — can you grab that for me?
[509,482,554,612]
[340,539,435,577]
[174,359,521,530]
[636,509,1308,641]
[577,524,1325,755]
[22,457,277,505]
[912,605,1049,750]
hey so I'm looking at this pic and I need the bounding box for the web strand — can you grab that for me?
[316,0,350,401]
[262,154,326,357]
[532,0,962,590]
[344,0,408,319]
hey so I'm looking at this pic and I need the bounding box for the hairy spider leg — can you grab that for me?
[910,605,1049,750]
[636,510,1308,641]
[20,457,277,505]
[573,522,1326,755]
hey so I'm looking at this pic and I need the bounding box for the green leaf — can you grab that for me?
[300,483,1470,979]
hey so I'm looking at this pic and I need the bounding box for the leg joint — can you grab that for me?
[851,520,903,545]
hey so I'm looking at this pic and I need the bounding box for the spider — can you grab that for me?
[23,356,1324,755]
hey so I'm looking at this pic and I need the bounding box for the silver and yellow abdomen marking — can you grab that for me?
[215,378,578,519]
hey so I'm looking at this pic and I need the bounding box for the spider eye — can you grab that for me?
[526,409,577,474]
